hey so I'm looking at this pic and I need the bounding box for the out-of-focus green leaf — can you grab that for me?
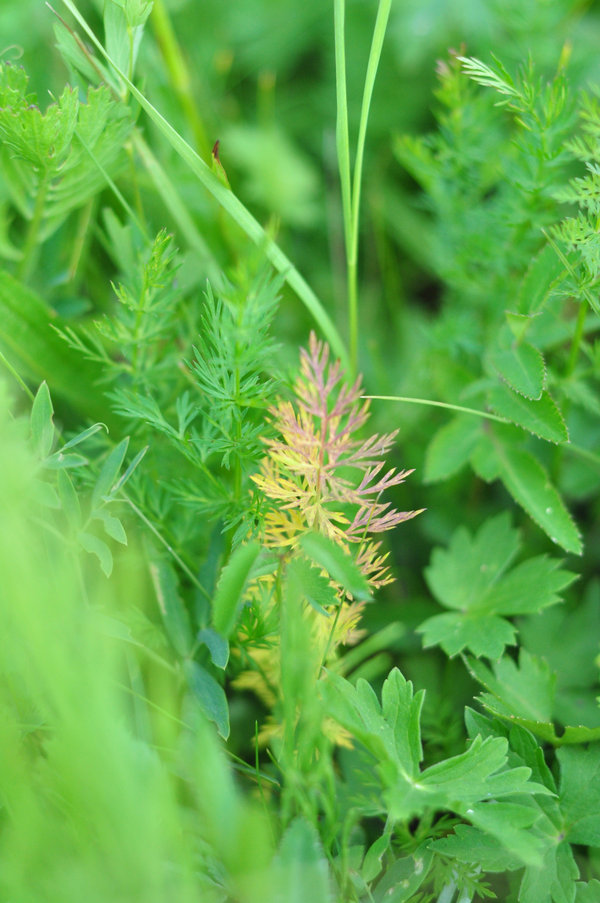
[424,416,481,483]
[149,556,193,657]
[490,340,546,400]
[274,817,333,903]
[30,381,54,459]
[184,660,229,740]
[299,532,371,602]
[212,541,260,638]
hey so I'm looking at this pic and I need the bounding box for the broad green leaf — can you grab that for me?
[484,555,575,615]
[430,823,523,872]
[558,746,600,846]
[464,800,545,868]
[361,833,391,882]
[372,846,433,902]
[517,242,565,314]
[92,438,129,508]
[184,660,229,740]
[467,652,556,740]
[424,416,481,482]
[419,611,516,659]
[425,513,519,613]
[494,443,582,555]
[381,668,425,773]
[30,381,54,458]
[505,311,541,343]
[78,530,113,577]
[519,581,600,695]
[320,669,415,767]
[468,652,600,746]
[212,541,260,638]
[490,340,545,399]
[148,556,193,657]
[196,628,229,670]
[387,733,548,825]
[520,840,579,903]
[299,532,371,601]
[419,514,574,657]
[0,82,78,170]
[575,880,600,902]
[488,385,568,444]
[275,817,333,903]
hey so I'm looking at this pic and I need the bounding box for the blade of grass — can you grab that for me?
[55,0,349,371]
[334,0,392,373]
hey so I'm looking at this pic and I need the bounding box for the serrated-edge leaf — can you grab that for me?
[517,243,565,314]
[494,443,582,555]
[490,341,546,400]
[488,385,568,444]
[212,541,260,637]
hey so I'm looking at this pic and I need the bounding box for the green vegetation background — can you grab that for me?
[2,1,600,901]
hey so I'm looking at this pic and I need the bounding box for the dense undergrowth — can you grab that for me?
[2,1,600,901]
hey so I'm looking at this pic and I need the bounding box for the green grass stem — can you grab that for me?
[334,0,392,373]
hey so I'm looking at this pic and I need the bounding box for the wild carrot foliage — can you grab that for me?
[1,1,600,902]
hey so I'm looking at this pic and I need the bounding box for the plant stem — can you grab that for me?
[150,0,211,161]
[363,394,509,423]
[348,0,392,370]
[566,298,587,377]
[334,0,392,373]
[17,168,50,282]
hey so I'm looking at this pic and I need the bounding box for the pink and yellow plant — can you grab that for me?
[235,333,423,739]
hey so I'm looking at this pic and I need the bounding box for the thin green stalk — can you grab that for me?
[566,298,587,376]
[334,0,392,373]
[348,0,392,370]
[17,169,51,282]
[0,350,34,399]
[150,0,211,160]
[363,394,509,423]
[59,0,349,370]
[334,0,352,256]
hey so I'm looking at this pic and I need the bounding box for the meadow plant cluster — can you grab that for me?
[2,1,600,902]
